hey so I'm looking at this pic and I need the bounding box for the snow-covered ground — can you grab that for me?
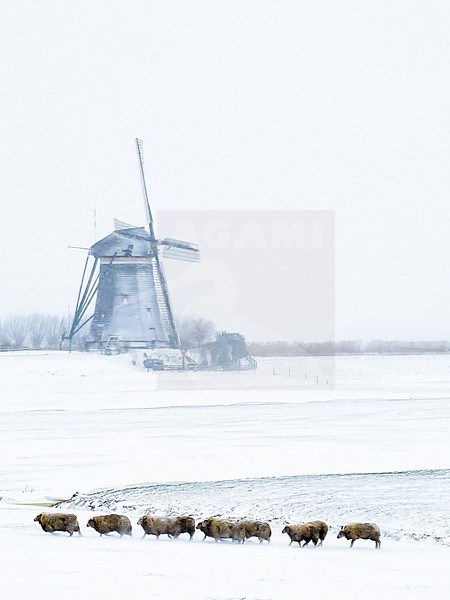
[1,351,449,598]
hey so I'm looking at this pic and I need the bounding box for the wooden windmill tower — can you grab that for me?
[67,139,200,350]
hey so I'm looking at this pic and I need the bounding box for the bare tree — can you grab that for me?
[59,315,70,345]
[3,316,28,349]
[45,316,67,349]
[0,320,12,349]
[27,314,52,349]
[177,316,216,367]
[178,317,215,348]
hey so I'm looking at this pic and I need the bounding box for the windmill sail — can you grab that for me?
[162,238,200,262]
[136,138,155,239]
[134,137,180,347]
[114,218,139,231]
[151,256,180,347]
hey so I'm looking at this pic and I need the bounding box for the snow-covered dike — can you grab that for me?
[1,351,449,598]
[62,469,450,546]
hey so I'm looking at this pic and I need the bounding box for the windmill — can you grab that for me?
[67,139,200,350]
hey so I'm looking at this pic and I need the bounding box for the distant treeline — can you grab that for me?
[248,340,449,356]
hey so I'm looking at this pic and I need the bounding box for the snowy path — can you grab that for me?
[1,503,449,600]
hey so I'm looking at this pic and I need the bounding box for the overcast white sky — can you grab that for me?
[1,1,448,341]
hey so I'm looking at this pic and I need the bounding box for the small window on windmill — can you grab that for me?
[122,294,129,304]
[147,308,152,317]
[149,328,156,340]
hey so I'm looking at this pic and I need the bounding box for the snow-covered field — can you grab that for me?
[1,351,449,598]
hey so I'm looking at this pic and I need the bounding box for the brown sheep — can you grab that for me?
[196,518,244,542]
[34,513,81,536]
[86,514,132,537]
[137,516,195,540]
[172,516,196,539]
[337,523,381,548]
[236,520,272,543]
[282,523,320,547]
[305,520,328,545]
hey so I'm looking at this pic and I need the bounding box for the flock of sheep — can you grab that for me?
[34,512,382,548]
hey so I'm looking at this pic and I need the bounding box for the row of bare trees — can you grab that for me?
[0,314,73,350]
[0,313,233,357]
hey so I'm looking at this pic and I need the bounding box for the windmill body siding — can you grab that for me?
[85,227,181,348]
[90,261,169,346]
